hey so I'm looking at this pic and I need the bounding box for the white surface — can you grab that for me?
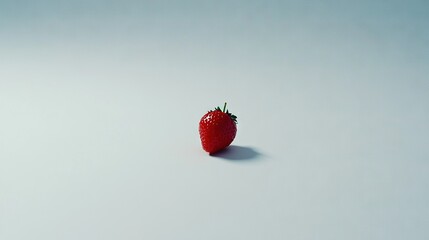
[1,1,429,239]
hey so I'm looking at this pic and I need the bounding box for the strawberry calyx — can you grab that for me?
[211,102,237,124]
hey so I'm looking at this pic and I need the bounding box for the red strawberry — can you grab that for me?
[199,103,237,154]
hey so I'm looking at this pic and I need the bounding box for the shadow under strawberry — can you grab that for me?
[210,145,261,161]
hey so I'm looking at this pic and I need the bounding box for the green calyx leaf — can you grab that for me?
[210,102,237,124]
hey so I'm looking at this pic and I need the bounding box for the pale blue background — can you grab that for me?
[1,1,428,239]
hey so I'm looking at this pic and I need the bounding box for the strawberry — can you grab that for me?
[199,102,237,154]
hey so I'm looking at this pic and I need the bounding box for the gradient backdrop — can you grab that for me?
[1,1,428,240]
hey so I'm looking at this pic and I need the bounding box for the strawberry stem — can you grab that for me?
[223,102,227,112]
